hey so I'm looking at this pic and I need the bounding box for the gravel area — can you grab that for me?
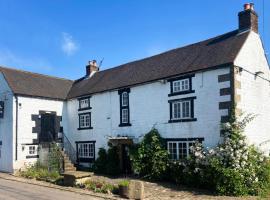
[0,172,261,200]
[90,174,257,200]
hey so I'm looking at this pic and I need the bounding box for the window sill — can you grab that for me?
[78,107,92,111]
[77,127,93,130]
[168,90,195,97]
[119,123,132,127]
[77,157,95,162]
[168,118,197,123]
[26,155,39,159]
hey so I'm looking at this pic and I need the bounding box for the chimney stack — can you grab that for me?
[86,60,99,77]
[238,3,258,33]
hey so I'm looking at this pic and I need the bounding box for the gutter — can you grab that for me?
[15,95,18,161]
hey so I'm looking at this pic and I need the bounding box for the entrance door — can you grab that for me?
[40,113,56,143]
[122,144,132,174]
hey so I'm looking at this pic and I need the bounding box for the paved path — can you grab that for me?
[0,178,104,200]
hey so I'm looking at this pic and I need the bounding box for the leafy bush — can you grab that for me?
[130,128,168,180]
[48,143,63,172]
[106,144,121,175]
[19,162,61,183]
[94,148,107,174]
[94,145,121,176]
[169,111,270,196]
[118,180,130,187]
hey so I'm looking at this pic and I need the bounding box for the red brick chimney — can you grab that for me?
[238,3,258,33]
[86,60,99,77]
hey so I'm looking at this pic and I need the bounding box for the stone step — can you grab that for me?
[60,150,77,172]
[65,163,75,168]
[64,158,72,163]
[62,171,93,186]
[65,166,76,171]
[64,156,72,161]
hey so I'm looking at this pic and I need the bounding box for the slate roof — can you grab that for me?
[67,30,250,99]
[0,30,250,100]
[0,66,73,100]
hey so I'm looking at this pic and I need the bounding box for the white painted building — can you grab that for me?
[0,3,269,172]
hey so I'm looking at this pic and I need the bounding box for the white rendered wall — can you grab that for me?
[0,73,14,172]
[63,67,231,159]
[234,31,270,154]
[13,96,64,170]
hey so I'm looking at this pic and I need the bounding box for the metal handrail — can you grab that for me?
[62,133,77,164]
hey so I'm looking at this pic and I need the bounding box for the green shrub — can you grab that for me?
[118,180,129,187]
[94,145,121,176]
[48,143,63,172]
[106,144,121,175]
[93,148,107,174]
[169,110,270,196]
[83,180,118,194]
[130,128,168,180]
[19,162,61,183]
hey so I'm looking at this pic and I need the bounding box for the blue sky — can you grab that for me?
[0,0,269,80]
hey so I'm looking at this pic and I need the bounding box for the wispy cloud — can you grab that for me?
[0,49,52,71]
[61,32,79,56]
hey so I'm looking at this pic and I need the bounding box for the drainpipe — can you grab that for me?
[15,95,18,161]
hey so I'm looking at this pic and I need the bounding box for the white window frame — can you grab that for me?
[172,79,189,93]
[79,113,91,128]
[122,92,129,106]
[121,108,129,124]
[167,141,196,160]
[79,98,90,110]
[172,100,191,120]
[28,145,37,155]
[78,143,94,158]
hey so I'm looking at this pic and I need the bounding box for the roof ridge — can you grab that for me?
[0,65,73,82]
[68,29,250,98]
[96,29,240,75]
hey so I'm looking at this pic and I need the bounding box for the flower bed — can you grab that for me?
[18,163,63,184]
[76,179,119,195]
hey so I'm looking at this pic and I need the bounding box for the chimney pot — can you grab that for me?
[86,59,99,77]
[250,3,254,10]
[244,3,251,10]
[244,3,254,11]
[238,3,258,33]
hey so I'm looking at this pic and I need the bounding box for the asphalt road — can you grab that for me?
[0,178,104,200]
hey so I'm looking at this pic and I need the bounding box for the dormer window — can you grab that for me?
[168,74,195,96]
[78,96,91,111]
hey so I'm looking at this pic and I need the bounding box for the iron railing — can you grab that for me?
[62,133,77,164]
